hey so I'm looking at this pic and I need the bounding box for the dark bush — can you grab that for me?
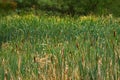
[0,0,120,16]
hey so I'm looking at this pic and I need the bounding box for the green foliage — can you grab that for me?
[106,0,120,16]
[0,1,17,10]
[0,14,120,79]
[0,0,120,16]
[0,0,115,15]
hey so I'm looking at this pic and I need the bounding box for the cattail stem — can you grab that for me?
[114,30,116,37]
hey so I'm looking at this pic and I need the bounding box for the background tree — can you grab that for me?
[0,0,120,16]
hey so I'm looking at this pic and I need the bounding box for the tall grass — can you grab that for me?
[0,14,120,80]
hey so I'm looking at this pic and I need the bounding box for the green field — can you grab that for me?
[0,14,120,80]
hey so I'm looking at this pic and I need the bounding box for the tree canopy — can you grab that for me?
[0,0,120,16]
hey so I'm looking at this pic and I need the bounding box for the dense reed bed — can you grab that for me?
[0,14,120,80]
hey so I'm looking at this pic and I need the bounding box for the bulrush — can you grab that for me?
[113,30,116,37]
